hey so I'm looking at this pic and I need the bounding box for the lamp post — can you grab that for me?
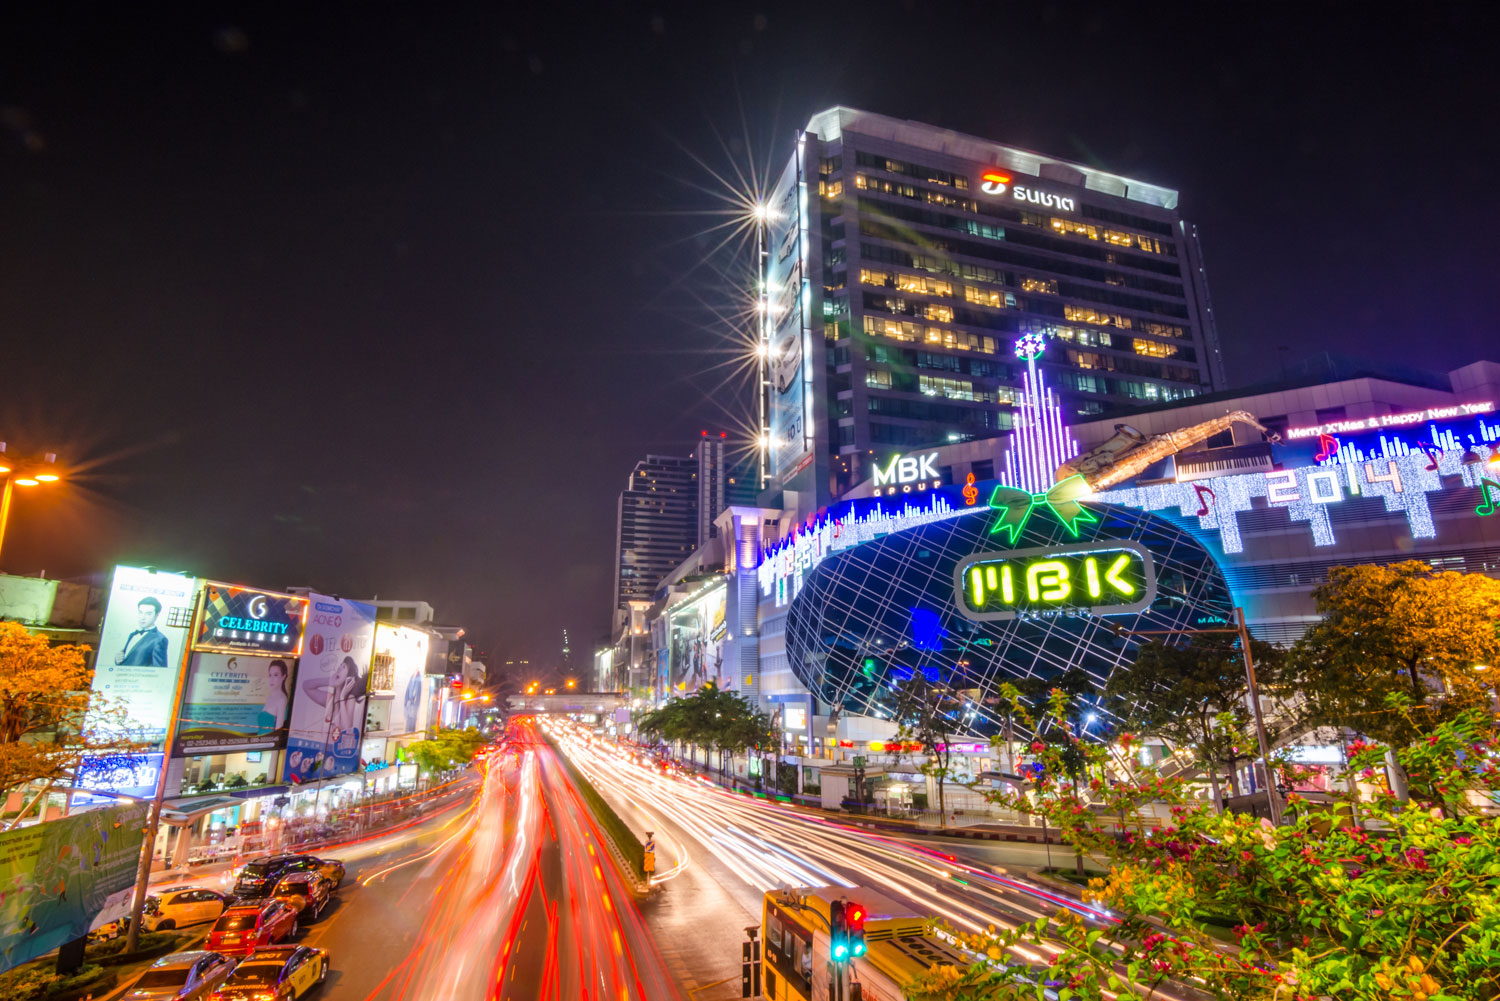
[0,444,64,567]
[1106,607,1282,825]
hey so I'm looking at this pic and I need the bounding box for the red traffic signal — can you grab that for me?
[846,901,867,957]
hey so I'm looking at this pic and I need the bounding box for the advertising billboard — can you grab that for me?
[283,594,376,785]
[371,624,430,736]
[71,753,164,810]
[0,802,148,970]
[766,152,813,479]
[667,585,728,691]
[193,583,308,657]
[92,566,199,742]
[174,652,296,755]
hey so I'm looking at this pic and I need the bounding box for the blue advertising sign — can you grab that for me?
[193,583,308,656]
[284,595,376,785]
[72,753,164,809]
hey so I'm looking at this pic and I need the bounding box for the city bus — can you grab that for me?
[760,886,976,1001]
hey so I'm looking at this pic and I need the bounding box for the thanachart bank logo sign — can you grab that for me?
[872,451,942,494]
[978,169,1076,212]
[954,540,1156,622]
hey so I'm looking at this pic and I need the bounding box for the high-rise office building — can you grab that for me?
[693,435,763,547]
[613,454,700,613]
[761,107,1226,506]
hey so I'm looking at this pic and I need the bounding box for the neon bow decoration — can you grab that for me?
[986,474,1098,543]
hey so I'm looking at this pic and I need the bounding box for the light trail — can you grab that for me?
[551,727,1197,1001]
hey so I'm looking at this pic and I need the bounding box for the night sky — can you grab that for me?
[3,3,1496,675]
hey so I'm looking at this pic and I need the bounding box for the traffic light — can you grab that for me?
[846,900,867,957]
[829,899,849,961]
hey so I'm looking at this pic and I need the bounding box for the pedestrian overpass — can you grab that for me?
[505,691,629,715]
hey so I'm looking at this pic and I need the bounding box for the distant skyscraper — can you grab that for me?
[613,454,700,613]
[761,106,1226,507]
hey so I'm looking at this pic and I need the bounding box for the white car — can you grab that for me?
[145,886,230,931]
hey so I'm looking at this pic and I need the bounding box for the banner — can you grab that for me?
[92,566,198,742]
[0,802,148,970]
[371,624,430,736]
[71,753,164,810]
[174,652,296,754]
[193,583,308,657]
[283,595,376,785]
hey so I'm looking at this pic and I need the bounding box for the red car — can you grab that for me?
[204,901,300,957]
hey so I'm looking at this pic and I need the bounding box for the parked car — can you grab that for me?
[270,873,331,921]
[122,950,236,1000]
[233,854,342,899]
[144,886,231,931]
[204,901,300,957]
[208,945,328,1001]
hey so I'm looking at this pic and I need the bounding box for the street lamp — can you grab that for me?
[0,444,64,567]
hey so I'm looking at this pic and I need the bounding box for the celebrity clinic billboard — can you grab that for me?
[174,652,296,755]
[284,594,376,785]
[92,566,199,742]
[194,583,308,656]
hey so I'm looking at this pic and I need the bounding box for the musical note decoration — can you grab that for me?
[962,472,979,506]
[1416,442,1440,472]
[1193,483,1217,517]
[1479,478,1500,517]
[1315,433,1340,463]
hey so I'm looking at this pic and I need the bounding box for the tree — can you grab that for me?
[905,689,1500,1001]
[403,726,487,777]
[1294,563,1500,796]
[0,622,144,826]
[637,683,776,782]
[892,674,959,819]
[1105,636,1298,810]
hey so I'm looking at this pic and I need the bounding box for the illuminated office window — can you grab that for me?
[1020,276,1059,295]
[866,370,892,390]
[924,303,954,323]
[1133,338,1179,358]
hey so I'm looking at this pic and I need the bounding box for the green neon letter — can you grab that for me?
[1084,557,1102,598]
[1105,553,1135,595]
[969,566,985,608]
[1001,565,1015,604]
[1026,560,1070,602]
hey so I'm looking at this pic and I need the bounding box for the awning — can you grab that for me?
[161,796,244,825]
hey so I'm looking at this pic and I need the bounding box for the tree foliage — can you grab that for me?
[891,675,962,817]
[0,621,144,815]
[1105,636,1298,807]
[636,683,777,761]
[906,686,1500,1001]
[402,726,487,775]
[1294,562,1500,748]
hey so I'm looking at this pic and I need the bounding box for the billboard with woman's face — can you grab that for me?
[173,652,296,754]
[283,594,376,784]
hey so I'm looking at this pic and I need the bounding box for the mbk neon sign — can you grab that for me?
[873,451,941,493]
[954,541,1157,621]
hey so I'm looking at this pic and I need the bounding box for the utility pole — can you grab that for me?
[1107,607,1282,825]
[123,588,198,953]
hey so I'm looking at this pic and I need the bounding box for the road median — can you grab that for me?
[541,732,649,894]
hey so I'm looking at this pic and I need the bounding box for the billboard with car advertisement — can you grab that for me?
[0,801,148,970]
[283,594,376,785]
[173,652,296,754]
[766,150,813,480]
[91,566,199,742]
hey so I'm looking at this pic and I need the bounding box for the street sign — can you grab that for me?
[852,756,866,767]
[642,852,656,874]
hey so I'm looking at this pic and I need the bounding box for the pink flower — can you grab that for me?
[1455,836,1473,846]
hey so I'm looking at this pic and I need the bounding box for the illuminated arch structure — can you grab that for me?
[781,501,1234,739]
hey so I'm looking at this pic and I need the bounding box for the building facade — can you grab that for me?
[613,454,700,613]
[752,354,1500,754]
[762,107,1226,511]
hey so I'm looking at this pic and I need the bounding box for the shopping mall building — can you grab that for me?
[638,352,1500,795]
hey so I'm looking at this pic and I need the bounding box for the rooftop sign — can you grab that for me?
[977,169,1076,212]
[193,583,309,656]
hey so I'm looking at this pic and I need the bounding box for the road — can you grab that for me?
[552,724,1203,1001]
[117,723,679,1001]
